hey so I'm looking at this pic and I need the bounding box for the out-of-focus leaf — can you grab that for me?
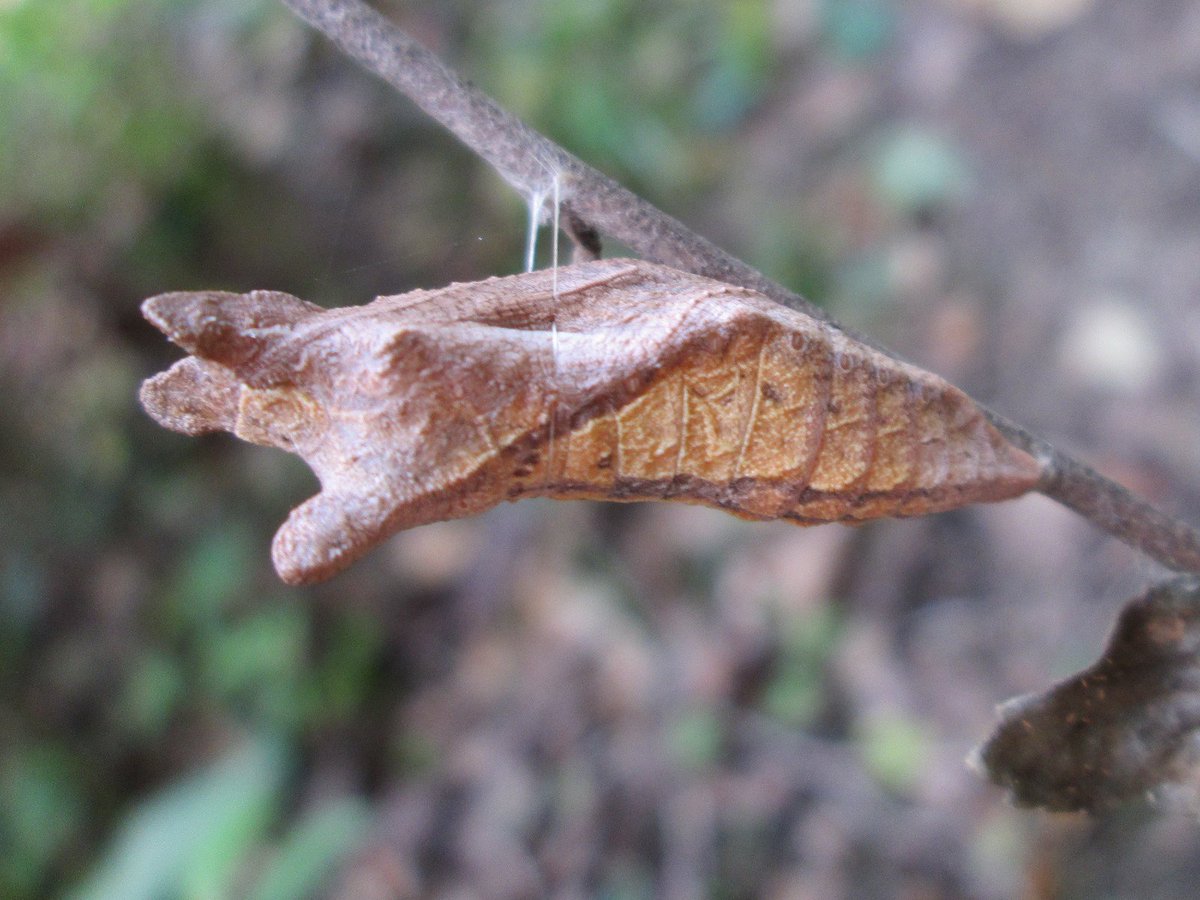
[307,612,383,725]
[668,707,724,770]
[250,798,372,900]
[0,0,198,219]
[203,606,309,731]
[872,128,972,216]
[472,0,782,191]
[0,746,85,896]
[0,550,43,653]
[972,576,1200,812]
[163,524,256,632]
[53,352,139,486]
[203,608,307,696]
[691,0,770,130]
[858,715,930,794]
[392,731,441,777]
[117,651,186,739]
[763,606,842,727]
[70,736,290,900]
[820,0,894,59]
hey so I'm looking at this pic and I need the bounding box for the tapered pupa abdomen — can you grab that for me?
[523,306,1038,523]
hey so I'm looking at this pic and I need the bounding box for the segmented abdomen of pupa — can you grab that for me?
[496,278,1041,523]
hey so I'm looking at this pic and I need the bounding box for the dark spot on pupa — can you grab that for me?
[761,383,783,403]
[596,453,613,470]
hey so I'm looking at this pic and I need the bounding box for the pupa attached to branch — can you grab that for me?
[139,259,1041,584]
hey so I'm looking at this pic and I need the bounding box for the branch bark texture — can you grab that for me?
[278,0,1200,574]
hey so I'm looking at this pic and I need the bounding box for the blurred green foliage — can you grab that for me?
[762,605,842,727]
[250,797,371,900]
[67,735,367,900]
[470,0,776,194]
[0,0,205,222]
[71,737,290,900]
[1,745,87,895]
[0,3,377,894]
[667,707,726,770]
[857,714,932,795]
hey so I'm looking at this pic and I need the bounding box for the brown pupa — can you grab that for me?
[139,258,1041,584]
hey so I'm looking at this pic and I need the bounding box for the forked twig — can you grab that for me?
[278,0,1200,574]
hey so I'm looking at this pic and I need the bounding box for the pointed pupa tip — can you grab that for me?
[138,357,240,436]
[142,289,320,352]
[141,291,198,341]
[271,500,342,586]
[140,291,246,356]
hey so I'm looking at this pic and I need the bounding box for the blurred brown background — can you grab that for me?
[3,0,1200,897]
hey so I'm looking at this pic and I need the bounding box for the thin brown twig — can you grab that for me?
[278,0,1200,575]
[277,0,823,319]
